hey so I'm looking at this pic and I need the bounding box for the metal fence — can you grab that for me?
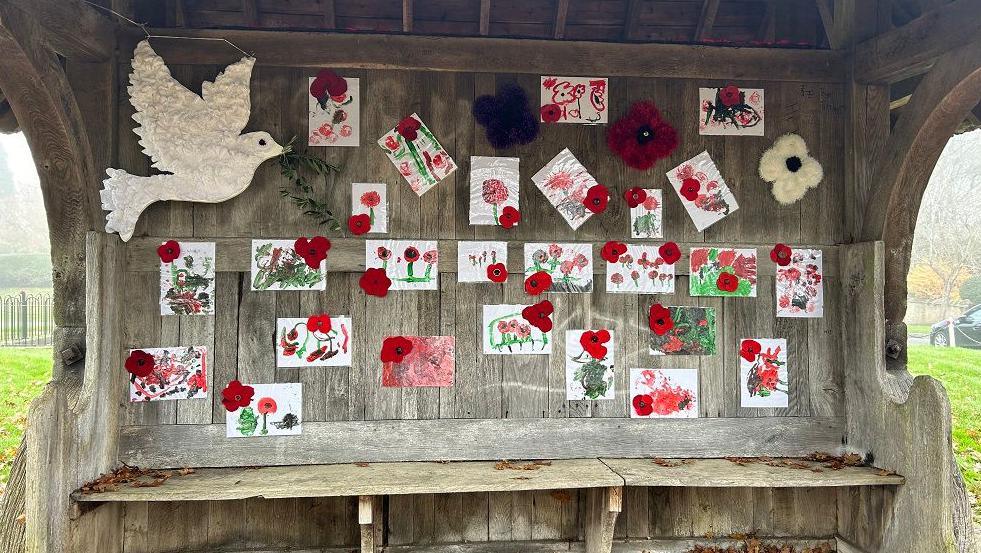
[0,291,54,347]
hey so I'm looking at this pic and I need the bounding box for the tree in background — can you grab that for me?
[960,276,981,306]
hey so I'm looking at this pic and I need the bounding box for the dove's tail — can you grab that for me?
[100,169,169,242]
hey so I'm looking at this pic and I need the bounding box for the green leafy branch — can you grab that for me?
[278,137,342,231]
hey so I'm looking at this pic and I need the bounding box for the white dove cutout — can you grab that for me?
[101,40,284,241]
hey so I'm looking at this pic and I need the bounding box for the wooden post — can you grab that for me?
[359,495,382,553]
[583,486,622,553]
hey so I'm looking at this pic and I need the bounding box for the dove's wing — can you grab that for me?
[200,56,256,134]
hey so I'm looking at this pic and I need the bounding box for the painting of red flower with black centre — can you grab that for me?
[630,368,698,419]
[225,383,302,438]
[524,242,593,293]
[365,240,439,291]
[482,304,552,355]
[457,241,508,283]
[381,336,455,387]
[604,244,675,294]
[351,183,387,233]
[648,306,717,356]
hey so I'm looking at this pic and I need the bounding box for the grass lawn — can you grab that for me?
[0,347,51,489]
[907,324,933,335]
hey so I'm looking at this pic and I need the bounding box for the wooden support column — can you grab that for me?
[584,486,622,553]
[359,495,383,553]
[479,0,491,35]
[553,0,569,39]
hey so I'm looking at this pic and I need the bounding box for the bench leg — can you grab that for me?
[584,486,622,553]
[359,495,382,553]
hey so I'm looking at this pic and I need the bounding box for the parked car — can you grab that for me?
[930,304,981,348]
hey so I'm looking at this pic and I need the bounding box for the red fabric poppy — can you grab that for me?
[486,263,508,283]
[623,187,647,208]
[679,178,701,202]
[740,339,762,362]
[770,243,793,266]
[716,271,739,292]
[310,69,347,100]
[381,336,413,363]
[360,268,392,297]
[580,329,611,359]
[583,184,609,214]
[348,214,371,235]
[396,116,421,141]
[306,314,332,334]
[600,241,627,263]
[124,350,155,378]
[522,300,554,333]
[295,236,331,269]
[221,380,255,412]
[499,206,521,229]
[632,394,655,417]
[524,271,552,296]
[606,100,679,171]
[157,240,181,263]
[648,303,674,336]
[257,397,278,415]
[718,84,741,107]
[540,103,562,123]
[658,242,681,265]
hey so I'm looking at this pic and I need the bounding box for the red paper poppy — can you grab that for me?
[522,300,554,333]
[648,303,674,336]
[360,268,392,297]
[221,380,255,412]
[310,69,347,100]
[679,178,700,202]
[623,187,647,208]
[540,103,562,123]
[124,350,155,378]
[583,184,609,214]
[257,397,278,415]
[295,236,331,269]
[499,206,521,229]
[600,241,627,263]
[396,116,421,141]
[606,100,678,170]
[580,329,611,359]
[306,314,332,334]
[486,263,508,283]
[770,243,793,266]
[381,336,413,363]
[740,339,762,362]
[658,242,681,265]
[404,246,420,263]
[157,240,181,263]
[716,271,739,293]
[632,394,655,417]
[524,271,552,296]
[348,214,371,235]
[718,84,741,107]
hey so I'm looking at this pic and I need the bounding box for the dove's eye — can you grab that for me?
[259,139,267,146]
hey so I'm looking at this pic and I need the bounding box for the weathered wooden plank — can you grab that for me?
[601,458,903,487]
[4,0,114,60]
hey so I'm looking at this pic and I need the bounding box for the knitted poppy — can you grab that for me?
[606,101,678,170]
[580,329,611,359]
[499,206,521,229]
[718,84,741,107]
[770,243,793,266]
[396,116,421,141]
[583,184,609,214]
[486,263,508,283]
[648,303,674,336]
[157,240,181,263]
[221,380,255,412]
[540,103,562,123]
[348,214,371,235]
[381,336,413,363]
[522,300,554,333]
[740,339,762,362]
[124,350,155,378]
[306,314,332,334]
[524,271,552,296]
[679,178,701,202]
[658,242,681,265]
[623,187,647,208]
[600,241,627,263]
[716,271,739,293]
[360,268,392,297]
[632,394,655,417]
[295,236,331,269]
[310,69,347,100]
[759,133,824,205]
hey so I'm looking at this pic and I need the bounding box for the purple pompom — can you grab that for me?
[472,83,539,149]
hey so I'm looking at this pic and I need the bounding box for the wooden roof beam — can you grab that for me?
[321,0,335,29]
[402,0,413,33]
[480,0,491,36]
[695,0,721,41]
[623,0,642,41]
[757,1,776,42]
[554,0,569,39]
[815,0,834,47]
[2,0,114,61]
[0,96,17,134]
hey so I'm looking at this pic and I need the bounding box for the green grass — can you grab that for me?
[0,347,51,488]
[908,344,981,523]
[907,324,933,335]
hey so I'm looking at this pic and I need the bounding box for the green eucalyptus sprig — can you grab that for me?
[278,137,341,231]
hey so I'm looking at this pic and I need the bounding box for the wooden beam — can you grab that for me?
[0,96,16,134]
[136,28,848,82]
[584,487,622,553]
[321,0,335,29]
[2,0,114,60]
[479,0,491,35]
[243,0,259,27]
[402,0,413,32]
[854,0,981,83]
[694,0,720,41]
[623,0,642,41]
[815,0,834,46]
[553,0,570,39]
[757,0,776,42]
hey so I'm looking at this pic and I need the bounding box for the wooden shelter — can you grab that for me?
[0,0,978,551]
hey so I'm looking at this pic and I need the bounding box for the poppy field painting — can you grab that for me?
[667,151,739,232]
[630,189,663,239]
[159,241,215,316]
[629,368,698,419]
[250,240,327,291]
[698,85,764,136]
[381,336,455,387]
[469,156,519,226]
[605,244,674,294]
[127,346,208,403]
[276,316,352,368]
[689,247,757,297]
[482,304,552,355]
[308,75,360,146]
[225,383,302,438]
[648,306,717,356]
[524,242,594,293]
[531,148,599,230]
[457,241,508,283]
[365,240,439,291]
[566,329,615,400]
[540,76,608,124]
[351,183,387,234]
[377,113,456,196]
[739,338,789,408]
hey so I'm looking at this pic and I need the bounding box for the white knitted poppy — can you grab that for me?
[758,133,823,205]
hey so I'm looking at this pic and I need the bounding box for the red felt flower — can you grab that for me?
[679,178,700,202]
[396,115,421,141]
[658,242,681,265]
[740,339,762,363]
[600,241,627,263]
[257,397,278,415]
[632,394,655,417]
[157,240,181,263]
[295,236,331,269]
[583,184,609,214]
[221,380,255,412]
[486,263,508,283]
[716,271,739,293]
[310,69,347,100]
[124,350,155,378]
[522,300,554,333]
[580,329,611,359]
[623,187,647,208]
[524,271,552,296]
[360,268,392,297]
[718,84,741,107]
[381,336,413,363]
[499,206,521,229]
[348,214,371,235]
[770,243,793,266]
[540,103,562,123]
[606,100,678,171]
[648,303,674,336]
[306,314,332,334]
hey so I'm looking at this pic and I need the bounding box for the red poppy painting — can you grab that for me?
[740,338,788,408]
[381,336,455,387]
[277,316,352,368]
[351,183,387,233]
[630,368,698,418]
[457,241,509,283]
[483,304,552,355]
[540,76,608,124]
[377,112,457,196]
[630,189,663,239]
[159,241,215,316]
[668,152,739,232]
[606,244,675,294]
[531,148,600,230]
[251,240,326,291]
[566,329,615,400]
[470,156,520,226]
[648,306,716,356]
[309,75,359,147]
[699,85,764,136]
[225,383,302,438]
[128,346,208,403]
[776,248,824,318]
[524,242,593,293]
[365,240,439,290]
[689,247,757,297]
